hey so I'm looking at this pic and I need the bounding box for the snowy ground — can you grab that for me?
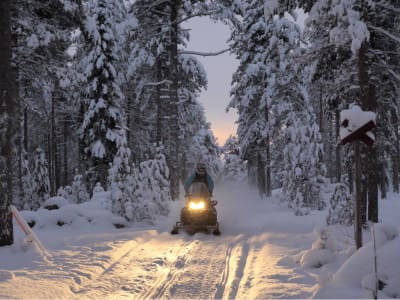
[0,182,399,299]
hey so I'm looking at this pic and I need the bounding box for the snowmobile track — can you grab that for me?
[137,240,200,300]
[69,240,144,296]
[214,235,250,300]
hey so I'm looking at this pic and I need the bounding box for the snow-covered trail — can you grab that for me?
[0,183,325,299]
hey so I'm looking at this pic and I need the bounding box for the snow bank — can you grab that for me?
[311,221,400,299]
[21,195,127,231]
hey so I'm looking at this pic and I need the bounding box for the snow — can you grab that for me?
[340,105,376,141]
[1,182,400,299]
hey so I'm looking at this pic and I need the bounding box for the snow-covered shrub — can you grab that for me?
[57,174,89,204]
[71,174,89,203]
[300,248,334,268]
[326,183,353,226]
[57,186,74,203]
[129,153,171,222]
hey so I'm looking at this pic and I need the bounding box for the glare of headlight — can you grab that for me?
[189,201,205,210]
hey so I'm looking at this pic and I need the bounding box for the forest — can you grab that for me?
[0,0,399,246]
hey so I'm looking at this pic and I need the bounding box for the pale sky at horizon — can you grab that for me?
[185,17,239,146]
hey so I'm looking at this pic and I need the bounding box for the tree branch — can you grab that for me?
[369,25,400,44]
[375,2,400,13]
[179,48,230,56]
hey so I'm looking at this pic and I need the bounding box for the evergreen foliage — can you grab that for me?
[108,127,133,220]
[221,136,247,183]
[129,152,171,222]
[78,0,127,189]
[29,147,51,210]
[327,183,353,226]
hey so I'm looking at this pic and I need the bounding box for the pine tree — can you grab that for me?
[29,147,51,210]
[12,0,83,197]
[186,126,222,180]
[228,0,273,196]
[221,136,247,183]
[128,1,231,200]
[78,0,127,190]
[71,173,89,204]
[108,127,134,220]
[128,151,171,222]
[327,183,353,226]
[19,150,34,209]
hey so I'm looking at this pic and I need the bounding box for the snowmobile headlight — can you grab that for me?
[188,201,205,210]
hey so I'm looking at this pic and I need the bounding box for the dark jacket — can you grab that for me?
[185,172,214,195]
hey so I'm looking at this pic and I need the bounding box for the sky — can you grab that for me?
[185,17,239,146]
[1,181,399,299]
[184,9,307,146]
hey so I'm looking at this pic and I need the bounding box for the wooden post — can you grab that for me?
[355,141,362,249]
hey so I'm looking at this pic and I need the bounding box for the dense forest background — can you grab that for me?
[0,0,399,246]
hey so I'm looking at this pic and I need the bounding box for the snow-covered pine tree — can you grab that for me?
[108,127,133,220]
[29,147,51,210]
[302,0,357,183]
[128,150,171,222]
[221,135,247,183]
[128,0,232,200]
[18,150,34,209]
[327,183,353,226]
[71,173,89,204]
[186,127,222,181]
[280,86,326,215]
[12,0,82,197]
[78,0,127,191]
[242,6,327,214]
[228,0,272,196]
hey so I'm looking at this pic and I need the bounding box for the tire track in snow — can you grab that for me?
[74,238,200,299]
[156,236,243,300]
[215,235,250,300]
[137,239,200,300]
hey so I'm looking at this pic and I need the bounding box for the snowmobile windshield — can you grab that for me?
[188,182,210,198]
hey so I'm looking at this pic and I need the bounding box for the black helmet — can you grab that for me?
[195,162,206,175]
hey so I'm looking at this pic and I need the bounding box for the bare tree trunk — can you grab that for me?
[0,0,15,246]
[167,0,181,200]
[62,113,68,187]
[358,41,378,223]
[391,108,399,193]
[50,92,56,195]
[335,109,341,182]
[257,148,266,197]
[266,134,272,197]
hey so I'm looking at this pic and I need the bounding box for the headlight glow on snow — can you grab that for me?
[189,201,205,210]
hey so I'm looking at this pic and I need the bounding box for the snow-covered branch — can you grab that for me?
[369,25,400,44]
[375,2,400,13]
[179,49,230,57]
[143,80,172,86]
[373,54,400,82]
[179,10,220,24]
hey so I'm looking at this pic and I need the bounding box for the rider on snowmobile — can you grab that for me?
[185,162,214,197]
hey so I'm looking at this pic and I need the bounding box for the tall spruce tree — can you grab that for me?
[78,0,127,190]
[228,0,272,196]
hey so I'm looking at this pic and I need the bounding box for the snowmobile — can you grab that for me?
[171,182,220,235]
